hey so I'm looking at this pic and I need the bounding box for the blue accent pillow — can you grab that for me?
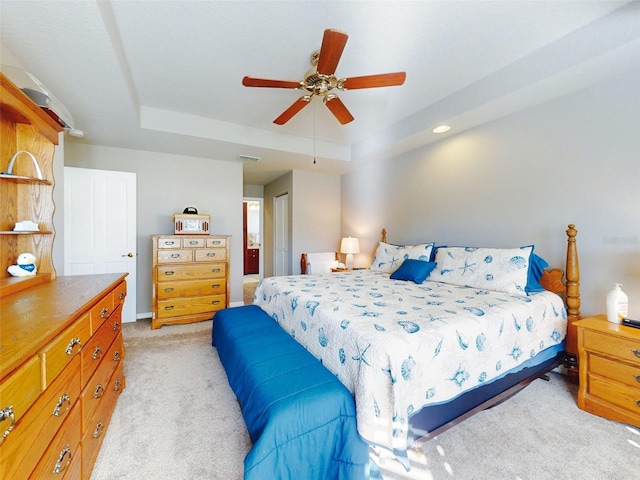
[390,259,437,284]
[526,253,549,293]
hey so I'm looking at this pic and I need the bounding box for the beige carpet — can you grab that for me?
[243,281,259,305]
[91,318,640,480]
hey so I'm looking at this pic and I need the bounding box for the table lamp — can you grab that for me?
[340,237,360,270]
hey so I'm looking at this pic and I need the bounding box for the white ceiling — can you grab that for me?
[1,1,639,185]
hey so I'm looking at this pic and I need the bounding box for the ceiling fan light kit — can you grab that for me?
[242,28,406,125]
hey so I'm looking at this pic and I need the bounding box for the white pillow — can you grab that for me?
[370,242,434,273]
[432,246,533,295]
[403,243,434,262]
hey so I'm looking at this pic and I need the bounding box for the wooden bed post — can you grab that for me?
[564,224,581,370]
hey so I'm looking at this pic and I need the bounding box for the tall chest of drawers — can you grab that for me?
[576,315,640,428]
[0,273,127,479]
[151,234,230,329]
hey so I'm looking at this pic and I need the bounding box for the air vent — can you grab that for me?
[238,154,261,162]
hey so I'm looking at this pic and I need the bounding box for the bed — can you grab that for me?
[251,225,581,462]
[214,224,580,477]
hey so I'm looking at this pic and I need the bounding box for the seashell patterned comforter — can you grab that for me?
[254,269,567,456]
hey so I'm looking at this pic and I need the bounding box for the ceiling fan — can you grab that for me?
[242,28,406,125]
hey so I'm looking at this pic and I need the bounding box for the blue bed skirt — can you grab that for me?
[212,305,372,480]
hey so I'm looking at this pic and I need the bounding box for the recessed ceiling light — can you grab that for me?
[432,125,451,134]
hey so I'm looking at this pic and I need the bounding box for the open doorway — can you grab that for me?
[243,198,263,303]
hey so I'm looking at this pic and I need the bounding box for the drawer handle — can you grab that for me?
[166,240,176,245]
[0,406,15,445]
[189,240,198,245]
[53,393,71,417]
[164,305,175,311]
[212,268,221,273]
[93,421,105,438]
[53,445,72,474]
[170,253,180,258]
[113,350,122,362]
[164,270,175,276]
[100,307,110,318]
[211,240,221,245]
[633,349,640,359]
[114,378,122,392]
[93,384,105,399]
[92,346,103,360]
[119,291,125,299]
[212,300,221,305]
[112,321,120,331]
[212,284,221,289]
[65,337,82,356]
[635,375,640,383]
[164,287,174,292]
[206,252,216,257]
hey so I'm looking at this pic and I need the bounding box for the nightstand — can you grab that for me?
[575,315,640,428]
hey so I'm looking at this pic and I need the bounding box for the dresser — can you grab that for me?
[0,273,127,479]
[151,234,230,329]
[575,315,640,428]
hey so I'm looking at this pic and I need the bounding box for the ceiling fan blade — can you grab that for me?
[273,96,312,125]
[243,76,301,89]
[324,95,354,125]
[316,29,348,76]
[341,72,406,90]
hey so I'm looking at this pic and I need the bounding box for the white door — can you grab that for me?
[274,193,289,276]
[64,167,137,323]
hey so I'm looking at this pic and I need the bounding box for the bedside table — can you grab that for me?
[575,315,640,428]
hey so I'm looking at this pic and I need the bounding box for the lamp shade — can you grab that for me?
[340,237,360,255]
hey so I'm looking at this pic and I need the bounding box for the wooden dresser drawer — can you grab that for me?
[82,360,125,475]
[40,313,91,388]
[81,332,124,430]
[157,237,181,248]
[590,354,640,388]
[113,280,127,308]
[0,355,81,480]
[157,278,226,299]
[588,374,640,414]
[183,237,205,248]
[195,248,226,262]
[157,294,226,318]
[206,237,226,248]
[0,355,41,442]
[82,306,122,386]
[30,400,82,480]
[157,263,226,281]
[157,249,193,263]
[583,329,640,366]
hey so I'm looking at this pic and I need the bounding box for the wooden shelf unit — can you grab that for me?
[0,72,63,281]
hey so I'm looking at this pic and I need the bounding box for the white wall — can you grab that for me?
[291,170,341,273]
[65,143,244,315]
[262,170,341,276]
[342,67,640,317]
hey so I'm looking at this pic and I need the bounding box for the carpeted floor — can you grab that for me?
[91,318,640,480]
[243,280,259,305]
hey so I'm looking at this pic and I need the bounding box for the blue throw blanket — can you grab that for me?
[213,305,374,480]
